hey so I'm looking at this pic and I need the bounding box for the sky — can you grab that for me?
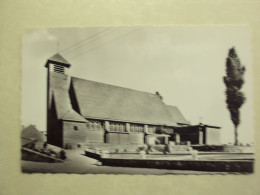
[21,25,254,144]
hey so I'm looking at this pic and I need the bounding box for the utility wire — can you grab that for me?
[68,28,141,60]
[59,27,112,54]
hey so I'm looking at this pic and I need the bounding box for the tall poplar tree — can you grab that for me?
[223,47,246,145]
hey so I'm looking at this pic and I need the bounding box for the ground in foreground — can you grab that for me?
[21,149,253,175]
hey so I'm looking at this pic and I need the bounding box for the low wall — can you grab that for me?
[192,145,225,152]
[101,158,254,173]
[84,150,101,160]
[192,145,254,153]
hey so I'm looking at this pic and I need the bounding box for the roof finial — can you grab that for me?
[155,91,163,100]
[56,40,60,53]
[199,117,203,125]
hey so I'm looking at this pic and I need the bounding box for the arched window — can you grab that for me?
[134,125,138,132]
[91,122,95,129]
[97,123,101,130]
[139,126,144,133]
[95,122,99,130]
[110,123,114,131]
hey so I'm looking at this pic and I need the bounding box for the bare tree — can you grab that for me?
[223,47,246,145]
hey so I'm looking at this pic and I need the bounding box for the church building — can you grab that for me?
[45,53,220,148]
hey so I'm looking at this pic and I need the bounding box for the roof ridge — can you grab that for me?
[71,76,158,96]
[165,104,177,107]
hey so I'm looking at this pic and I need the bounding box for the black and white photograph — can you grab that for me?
[21,25,254,174]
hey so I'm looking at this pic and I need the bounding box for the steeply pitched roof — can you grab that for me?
[53,89,88,122]
[166,105,188,124]
[70,77,179,126]
[45,53,71,68]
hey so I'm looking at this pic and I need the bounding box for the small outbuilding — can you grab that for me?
[21,125,46,146]
[174,124,221,145]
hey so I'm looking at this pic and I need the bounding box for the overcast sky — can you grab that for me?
[22,25,254,144]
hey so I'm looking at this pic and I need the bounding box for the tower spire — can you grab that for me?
[56,41,60,53]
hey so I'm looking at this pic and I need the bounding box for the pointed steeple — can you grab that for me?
[45,53,71,68]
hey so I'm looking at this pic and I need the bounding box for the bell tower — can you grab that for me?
[45,53,71,146]
[45,53,71,74]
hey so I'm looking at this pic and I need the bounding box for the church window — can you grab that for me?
[110,123,114,131]
[94,122,98,129]
[115,124,119,132]
[74,126,78,131]
[120,124,124,132]
[86,120,103,130]
[148,126,156,134]
[130,124,144,133]
[109,122,126,132]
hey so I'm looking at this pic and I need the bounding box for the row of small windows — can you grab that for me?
[130,124,144,133]
[86,120,103,130]
[109,122,126,132]
[73,121,173,134]
[73,120,104,131]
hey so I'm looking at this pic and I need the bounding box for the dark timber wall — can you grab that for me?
[47,95,63,147]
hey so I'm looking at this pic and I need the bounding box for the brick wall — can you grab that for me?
[63,121,105,147]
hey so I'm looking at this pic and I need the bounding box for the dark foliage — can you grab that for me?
[43,142,48,149]
[59,150,67,160]
[223,48,246,145]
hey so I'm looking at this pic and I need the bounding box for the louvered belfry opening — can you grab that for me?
[54,64,65,74]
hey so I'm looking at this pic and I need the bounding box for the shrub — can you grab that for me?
[28,142,36,150]
[65,144,72,149]
[163,144,170,154]
[43,142,48,149]
[59,150,67,160]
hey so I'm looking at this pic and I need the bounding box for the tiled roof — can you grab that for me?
[70,77,180,126]
[53,89,88,122]
[165,105,188,124]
